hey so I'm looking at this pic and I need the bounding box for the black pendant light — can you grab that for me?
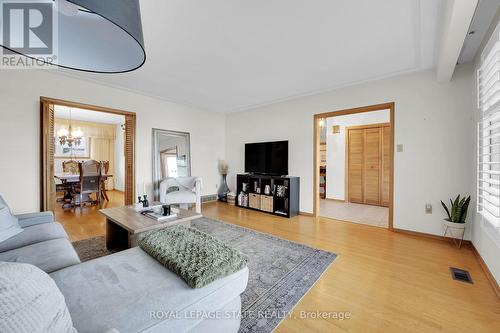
[1,0,146,73]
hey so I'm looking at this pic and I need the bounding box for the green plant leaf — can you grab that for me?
[450,198,455,221]
[459,196,471,223]
[441,200,451,220]
[451,195,460,222]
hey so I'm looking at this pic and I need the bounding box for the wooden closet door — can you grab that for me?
[381,126,391,207]
[363,128,381,205]
[348,129,364,203]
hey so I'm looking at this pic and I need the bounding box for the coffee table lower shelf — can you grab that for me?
[100,205,201,251]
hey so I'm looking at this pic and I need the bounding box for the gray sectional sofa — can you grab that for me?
[0,197,249,333]
[0,211,81,272]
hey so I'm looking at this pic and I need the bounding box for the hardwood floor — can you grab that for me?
[202,201,500,333]
[54,190,124,242]
[55,197,500,331]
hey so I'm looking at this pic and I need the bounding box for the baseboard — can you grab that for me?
[299,211,313,216]
[393,228,472,246]
[470,244,500,299]
[322,198,346,203]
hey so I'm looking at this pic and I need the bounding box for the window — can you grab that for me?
[478,22,500,230]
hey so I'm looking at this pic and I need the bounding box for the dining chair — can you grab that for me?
[72,160,102,211]
[58,160,80,203]
[100,161,110,201]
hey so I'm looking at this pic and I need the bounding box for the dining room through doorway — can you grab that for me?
[53,105,126,241]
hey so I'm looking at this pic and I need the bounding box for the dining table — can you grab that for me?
[54,173,113,183]
[54,173,114,207]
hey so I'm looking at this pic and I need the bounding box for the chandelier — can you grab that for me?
[57,108,83,147]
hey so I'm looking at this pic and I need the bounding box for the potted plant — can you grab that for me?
[440,195,471,229]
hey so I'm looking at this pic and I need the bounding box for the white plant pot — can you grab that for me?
[444,220,466,230]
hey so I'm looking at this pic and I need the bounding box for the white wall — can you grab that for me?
[114,124,125,191]
[0,70,225,213]
[226,66,474,237]
[471,9,500,284]
[325,110,390,200]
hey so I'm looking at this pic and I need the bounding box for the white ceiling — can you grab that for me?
[57,0,446,113]
[54,105,124,124]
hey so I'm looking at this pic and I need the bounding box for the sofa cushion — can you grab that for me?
[164,190,196,204]
[0,198,23,244]
[50,247,249,333]
[0,262,76,333]
[16,211,55,228]
[0,222,68,253]
[0,238,80,273]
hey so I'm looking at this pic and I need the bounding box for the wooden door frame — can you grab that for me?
[345,122,390,206]
[313,102,395,230]
[40,97,136,211]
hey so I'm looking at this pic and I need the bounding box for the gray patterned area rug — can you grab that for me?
[72,236,115,262]
[72,217,337,333]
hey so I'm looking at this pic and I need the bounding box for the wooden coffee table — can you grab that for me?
[100,204,202,250]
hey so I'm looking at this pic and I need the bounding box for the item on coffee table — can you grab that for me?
[162,204,171,216]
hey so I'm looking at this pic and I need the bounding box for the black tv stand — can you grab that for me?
[235,174,299,218]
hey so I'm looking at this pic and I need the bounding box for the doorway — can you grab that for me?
[40,97,136,241]
[313,103,394,229]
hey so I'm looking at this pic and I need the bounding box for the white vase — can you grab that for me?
[444,220,466,229]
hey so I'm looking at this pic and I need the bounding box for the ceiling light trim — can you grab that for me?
[0,0,146,73]
[63,0,146,74]
[225,66,426,114]
[413,0,422,69]
[42,69,225,114]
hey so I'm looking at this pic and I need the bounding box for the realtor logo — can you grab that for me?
[0,0,58,69]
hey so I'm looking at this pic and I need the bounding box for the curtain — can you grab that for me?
[90,138,115,190]
[55,119,116,139]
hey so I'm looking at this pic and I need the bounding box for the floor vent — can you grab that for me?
[450,267,473,284]
[201,194,217,203]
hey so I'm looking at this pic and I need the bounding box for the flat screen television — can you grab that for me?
[245,141,288,175]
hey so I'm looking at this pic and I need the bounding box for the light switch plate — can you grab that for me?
[397,144,404,152]
[425,204,432,214]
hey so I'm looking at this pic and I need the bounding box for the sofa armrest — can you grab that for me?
[16,211,54,228]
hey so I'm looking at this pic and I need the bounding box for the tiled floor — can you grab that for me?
[319,199,389,228]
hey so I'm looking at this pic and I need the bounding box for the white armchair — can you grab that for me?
[159,177,202,213]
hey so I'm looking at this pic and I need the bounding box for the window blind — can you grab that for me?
[478,24,500,230]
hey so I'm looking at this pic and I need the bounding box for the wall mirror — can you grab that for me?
[152,129,191,200]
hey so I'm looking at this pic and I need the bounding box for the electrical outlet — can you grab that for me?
[397,144,404,152]
[425,204,432,214]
